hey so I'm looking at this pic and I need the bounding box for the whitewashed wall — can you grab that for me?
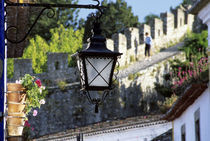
[173,88,210,141]
[79,122,171,141]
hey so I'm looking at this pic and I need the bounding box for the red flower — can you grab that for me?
[35,79,42,87]
[24,121,31,127]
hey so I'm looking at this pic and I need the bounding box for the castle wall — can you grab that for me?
[172,8,186,29]
[108,8,193,66]
[139,24,151,44]
[112,33,127,66]
[160,12,174,35]
[18,51,184,138]
[13,59,33,80]
[150,18,164,39]
[11,53,78,85]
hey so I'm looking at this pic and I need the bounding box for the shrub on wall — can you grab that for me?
[181,30,208,61]
[22,25,84,74]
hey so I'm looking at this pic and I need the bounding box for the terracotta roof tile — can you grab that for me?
[162,83,208,121]
[190,0,210,14]
[35,115,167,140]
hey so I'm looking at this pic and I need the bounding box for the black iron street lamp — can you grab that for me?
[77,22,122,91]
[75,20,122,112]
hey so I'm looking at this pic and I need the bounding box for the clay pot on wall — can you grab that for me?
[7,136,23,141]
[7,83,26,137]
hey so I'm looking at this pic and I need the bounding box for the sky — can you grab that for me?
[77,0,183,22]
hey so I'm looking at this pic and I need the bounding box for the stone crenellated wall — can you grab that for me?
[107,8,194,66]
[10,53,78,85]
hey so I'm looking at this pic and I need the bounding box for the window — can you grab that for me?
[181,124,186,141]
[77,133,83,141]
[158,29,161,36]
[180,18,182,26]
[194,109,200,141]
[55,61,60,70]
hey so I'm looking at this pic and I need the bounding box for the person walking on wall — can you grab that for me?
[144,32,152,61]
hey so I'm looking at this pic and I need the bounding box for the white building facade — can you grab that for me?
[173,88,210,141]
[82,121,171,141]
[163,83,209,141]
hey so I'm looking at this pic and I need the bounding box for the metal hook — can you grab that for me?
[91,0,104,21]
[92,0,100,7]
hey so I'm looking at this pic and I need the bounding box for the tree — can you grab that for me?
[83,0,140,43]
[144,14,160,25]
[22,25,84,73]
[181,0,196,6]
[29,0,79,41]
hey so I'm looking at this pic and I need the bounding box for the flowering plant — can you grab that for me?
[172,57,208,87]
[16,74,47,115]
[170,57,208,95]
[23,120,34,140]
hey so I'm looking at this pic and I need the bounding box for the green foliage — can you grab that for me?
[128,74,134,80]
[23,126,31,141]
[128,72,141,80]
[144,14,160,25]
[130,55,135,62]
[23,36,49,73]
[57,81,67,91]
[158,94,178,113]
[181,0,195,6]
[181,30,208,61]
[154,82,173,98]
[163,73,171,81]
[22,25,84,73]
[29,0,80,40]
[7,58,14,79]
[169,59,190,74]
[83,0,140,42]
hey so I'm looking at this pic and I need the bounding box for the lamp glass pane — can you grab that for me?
[85,57,114,87]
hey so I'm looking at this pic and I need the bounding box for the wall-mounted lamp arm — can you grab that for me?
[4,0,105,44]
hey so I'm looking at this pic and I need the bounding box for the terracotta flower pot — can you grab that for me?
[7,83,26,103]
[7,136,23,141]
[7,123,24,136]
[7,83,26,136]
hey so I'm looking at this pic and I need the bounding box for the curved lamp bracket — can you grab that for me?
[4,0,105,44]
